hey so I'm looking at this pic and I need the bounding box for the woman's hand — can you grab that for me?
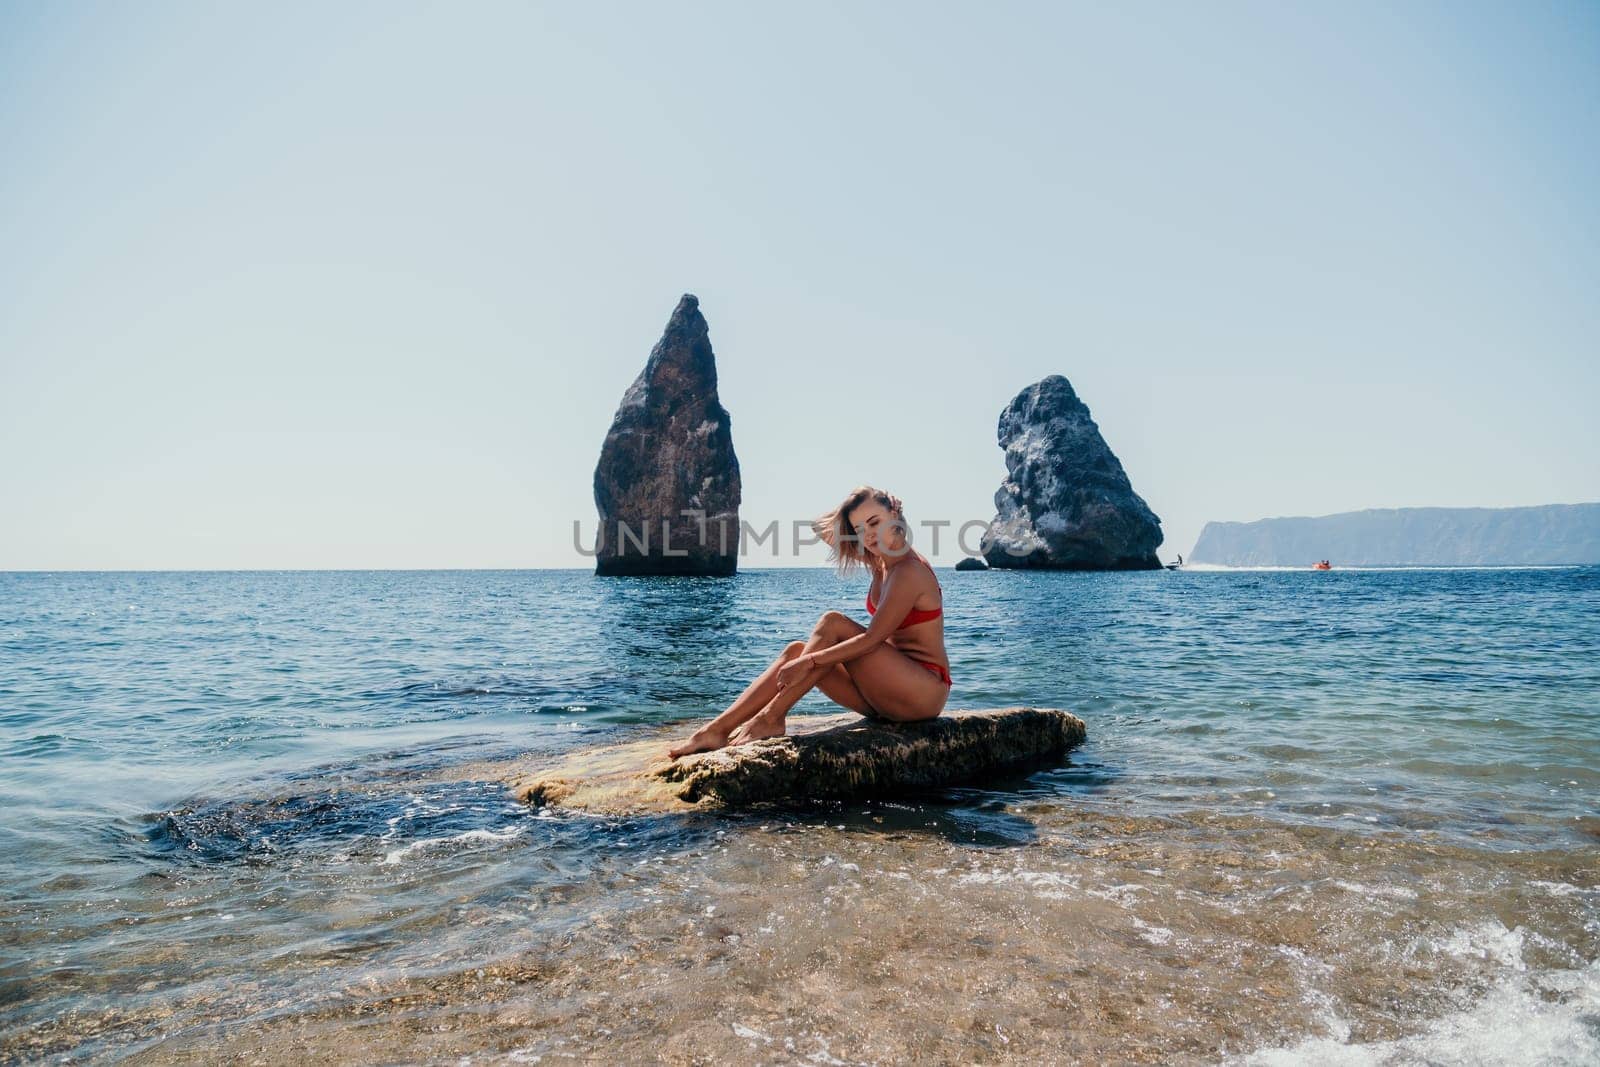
[776,652,816,689]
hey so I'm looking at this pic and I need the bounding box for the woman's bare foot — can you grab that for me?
[666,726,729,760]
[727,713,787,746]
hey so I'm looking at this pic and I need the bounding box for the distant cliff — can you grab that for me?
[1190,504,1600,567]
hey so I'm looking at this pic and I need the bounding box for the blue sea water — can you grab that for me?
[2,567,1597,1062]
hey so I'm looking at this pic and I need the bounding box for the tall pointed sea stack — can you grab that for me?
[592,294,742,576]
[980,374,1163,570]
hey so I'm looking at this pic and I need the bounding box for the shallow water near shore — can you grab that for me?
[3,567,1598,1063]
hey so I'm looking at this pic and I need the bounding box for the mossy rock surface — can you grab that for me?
[510,707,1087,815]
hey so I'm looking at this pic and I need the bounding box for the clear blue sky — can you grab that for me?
[2,1,1595,569]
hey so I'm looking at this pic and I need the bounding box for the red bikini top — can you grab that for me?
[865,553,944,630]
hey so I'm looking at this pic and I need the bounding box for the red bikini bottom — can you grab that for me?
[909,658,952,686]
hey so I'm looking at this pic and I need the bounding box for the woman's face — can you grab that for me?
[846,499,906,558]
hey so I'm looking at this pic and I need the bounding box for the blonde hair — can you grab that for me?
[812,485,907,575]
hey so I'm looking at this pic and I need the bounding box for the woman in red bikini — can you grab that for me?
[666,485,950,758]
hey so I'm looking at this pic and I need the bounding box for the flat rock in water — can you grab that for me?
[509,707,1086,815]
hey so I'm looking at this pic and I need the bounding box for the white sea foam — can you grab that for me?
[1230,960,1600,1066]
[954,867,1080,898]
[1087,882,1151,906]
[1130,917,1175,945]
[1332,880,1419,901]
[1182,564,1315,572]
[1434,920,1529,970]
[381,826,525,866]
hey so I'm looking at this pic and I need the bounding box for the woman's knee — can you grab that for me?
[782,640,807,659]
[811,610,851,637]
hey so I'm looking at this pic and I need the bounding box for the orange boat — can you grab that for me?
[1312,560,1331,570]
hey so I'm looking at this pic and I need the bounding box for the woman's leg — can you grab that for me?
[840,644,949,722]
[815,663,877,716]
[728,612,866,743]
[665,641,806,758]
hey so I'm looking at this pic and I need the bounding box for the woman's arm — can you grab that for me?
[809,563,929,669]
